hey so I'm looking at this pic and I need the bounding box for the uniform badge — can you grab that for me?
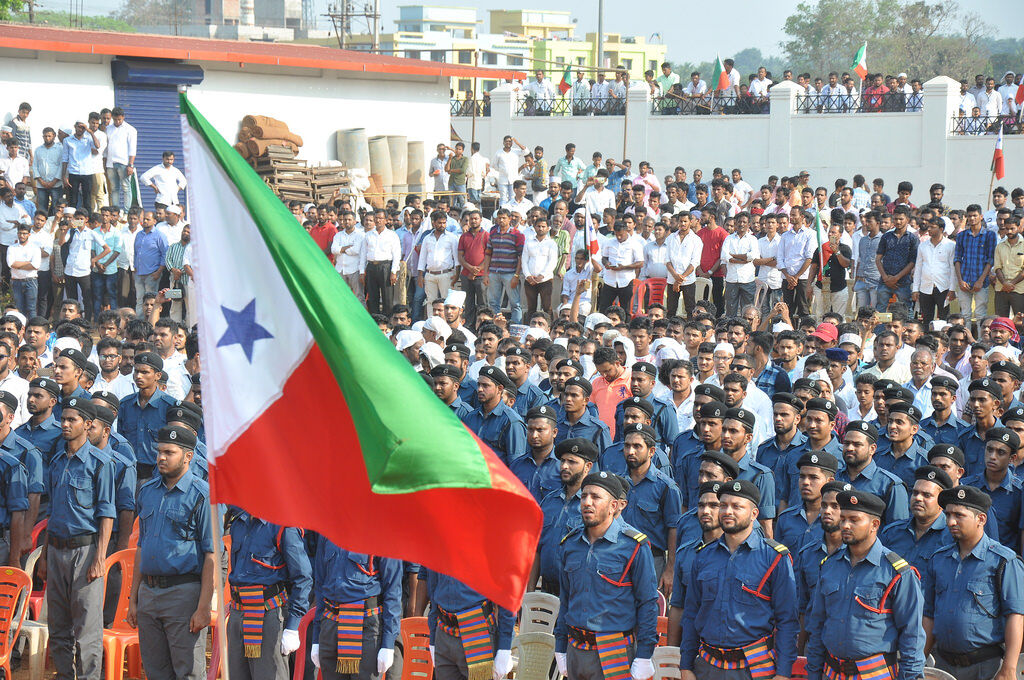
[850,495,858,505]
[957,489,966,499]
[170,430,178,440]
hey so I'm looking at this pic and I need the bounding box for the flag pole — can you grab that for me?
[987,170,996,210]
[207,464,231,680]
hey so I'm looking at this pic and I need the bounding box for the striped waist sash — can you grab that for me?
[698,637,776,679]
[568,627,633,680]
[230,584,288,658]
[823,652,896,680]
[437,604,495,680]
[323,598,382,674]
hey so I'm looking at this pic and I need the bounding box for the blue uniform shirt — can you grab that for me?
[919,413,969,446]
[794,539,841,614]
[0,450,28,527]
[962,470,1024,552]
[735,451,778,520]
[97,442,137,515]
[670,430,704,507]
[675,508,701,547]
[779,435,843,507]
[463,401,528,465]
[804,539,925,680]
[874,440,929,490]
[424,569,515,649]
[613,396,679,446]
[598,441,671,476]
[312,539,402,646]
[775,504,823,553]
[118,390,177,466]
[46,441,116,538]
[52,386,90,423]
[875,431,933,459]
[508,449,561,502]
[135,464,213,575]
[457,379,479,409]
[836,460,910,526]
[538,486,583,583]
[110,431,136,462]
[923,533,1024,653]
[756,431,808,494]
[680,532,799,675]
[878,513,952,570]
[554,411,612,453]
[229,512,313,629]
[958,427,990,476]
[621,464,682,553]
[554,517,659,656]
[0,431,43,496]
[16,414,63,462]
[668,537,708,609]
[448,396,473,421]
[511,382,546,418]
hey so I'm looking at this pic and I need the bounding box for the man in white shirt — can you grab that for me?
[642,222,671,282]
[63,210,110,322]
[958,80,978,115]
[85,113,107,212]
[157,205,185,245]
[525,70,555,115]
[28,211,53,317]
[912,216,955,325]
[359,209,402,315]
[730,169,754,208]
[93,338,136,400]
[998,71,1019,117]
[417,209,459,304]
[561,248,594,317]
[575,170,616,217]
[501,180,534,218]
[331,209,364,302]
[754,213,783,313]
[975,77,1002,118]
[522,218,557,317]
[140,151,187,209]
[720,212,760,316]
[591,72,612,114]
[599,222,643,309]
[7,223,40,317]
[429,143,450,195]
[465,142,489,206]
[492,136,526,204]
[116,209,140,310]
[682,71,708,101]
[571,70,591,115]
[104,107,137,209]
[819,71,845,112]
[665,211,702,317]
[748,67,773,111]
[0,141,30,191]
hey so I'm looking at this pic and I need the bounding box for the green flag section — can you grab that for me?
[558,64,572,95]
[711,55,730,91]
[179,92,542,611]
[852,43,868,79]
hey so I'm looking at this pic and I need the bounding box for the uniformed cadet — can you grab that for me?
[958,378,1004,474]
[778,397,843,509]
[555,376,612,452]
[674,400,727,508]
[166,401,209,481]
[463,366,528,465]
[961,426,1023,552]
[554,471,658,680]
[43,397,115,680]
[119,351,177,481]
[422,568,515,680]
[532,437,596,595]
[667,481,723,647]
[128,425,214,680]
[988,359,1024,413]
[675,451,739,547]
[804,489,925,680]
[919,376,968,445]
[81,361,99,392]
[430,364,472,420]
[757,392,808,495]
[51,348,92,422]
[619,422,682,589]
[505,347,546,417]
[599,397,671,475]
[720,407,777,535]
[0,390,28,565]
[775,450,837,552]
[874,387,934,459]
[924,485,1024,680]
[794,481,849,649]
[226,509,313,680]
[614,362,679,446]
[679,479,799,680]
[443,343,478,408]
[310,539,402,680]
[878,465,953,569]
[927,444,1002,542]
[837,421,910,526]
[91,390,139,467]
[17,377,63,521]
[510,405,561,501]
[876,402,928,489]
[1000,405,1024,469]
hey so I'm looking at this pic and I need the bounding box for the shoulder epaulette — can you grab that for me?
[765,538,789,555]
[695,541,711,552]
[885,551,911,574]
[819,550,839,567]
[560,527,581,545]
[623,527,648,543]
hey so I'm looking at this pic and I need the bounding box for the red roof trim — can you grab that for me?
[0,24,525,80]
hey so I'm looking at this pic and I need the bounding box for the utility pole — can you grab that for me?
[372,0,380,53]
[596,0,604,70]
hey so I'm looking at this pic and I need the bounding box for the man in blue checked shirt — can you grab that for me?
[954,204,997,327]
[874,205,919,311]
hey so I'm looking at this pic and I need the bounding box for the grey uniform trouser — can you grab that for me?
[933,653,1004,680]
[693,656,754,679]
[138,581,207,680]
[47,542,104,680]
[228,602,289,680]
[318,610,381,680]
[567,639,636,680]
[433,621,498,680]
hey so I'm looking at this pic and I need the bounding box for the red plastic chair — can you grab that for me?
[656,590,667,616]
[290,609,323,680]
[791,656,808,679]
[645,278,667,306]
[0,566,33,679]
[103,549,141,680]
[656,616,667,647]
[29,520,47,550]
[399,616,433,680]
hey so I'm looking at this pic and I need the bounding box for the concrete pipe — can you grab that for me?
[386,135,408,196]
[337,128,370,174]
[368,135,393,192]
[406,140,425,192]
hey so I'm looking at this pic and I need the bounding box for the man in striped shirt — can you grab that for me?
[164,225,191,323]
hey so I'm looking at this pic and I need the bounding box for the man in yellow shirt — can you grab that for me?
[993,216,1024,317]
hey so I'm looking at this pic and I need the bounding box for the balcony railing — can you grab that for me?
[450,99,490,117]
[514,96,624,117]
[795,92,923,113]
[949,115,1022,135]
[650,94,769,115]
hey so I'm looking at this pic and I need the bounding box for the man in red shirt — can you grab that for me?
[863,73,890,112]
[696,210,728,313]
[308,205,338,262]
[589,345,631,438]
[457,209,489,326]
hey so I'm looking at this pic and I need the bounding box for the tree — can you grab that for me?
[0,0,24,21]
[113,0,192,30]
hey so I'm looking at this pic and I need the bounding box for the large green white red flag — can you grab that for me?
[710,55,730,91]
[851,43,868,79]
[179,93,541,611]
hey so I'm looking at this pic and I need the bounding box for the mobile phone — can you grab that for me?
[37,367,53,378]
[876,313,892,322]
[167,289,183,299]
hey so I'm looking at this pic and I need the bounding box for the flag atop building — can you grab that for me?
[179,92,542,612]
[558,64,572,95]
[851,43,868,79]
[993,125,1005,180]
[711,55,730,91]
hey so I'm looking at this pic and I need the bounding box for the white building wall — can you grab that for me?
[0,50,115,130]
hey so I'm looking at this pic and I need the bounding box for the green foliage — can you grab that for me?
[0,0,24,21]
[10,9,136,31]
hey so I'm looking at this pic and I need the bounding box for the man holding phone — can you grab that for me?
[165,224,190,322]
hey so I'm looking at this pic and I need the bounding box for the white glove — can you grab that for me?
[554,652,567,676]
[492,649,513,680]
[630,658,655,680]
[378,648,395,675]
[429,645,436,665]
[280,628,300,655]
[310,644,321,669]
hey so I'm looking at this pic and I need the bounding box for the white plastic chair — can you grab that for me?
[518,591,559,635]
[922,669,956,680]
[652,645,681,680]
[16,549,46,680]
[511,632,554,680]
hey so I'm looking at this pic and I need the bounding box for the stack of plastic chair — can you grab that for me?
[518,591,559,635]
[399,617,433,680]
[645,278,668,306]
[102,549,141,680]
[656,616,668,646]
[791,656,808,679]
[0,566,32,680]
[922,669,956,680]
[656,591,667,617]
[651,646,680,680]
[289,609,322,680]
[18,547,48,680]
[512,632,554,680]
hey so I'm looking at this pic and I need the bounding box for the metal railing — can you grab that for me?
[514,96,624,117]
[795,92,923,113]
[949,115,1022,135]
[449,99,490,117]
[649,94,769,115]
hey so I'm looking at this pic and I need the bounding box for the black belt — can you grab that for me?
[230,581,286,605]
[368,260,390,266]
[436,601,492,630]
[824,652,897,675]
[324,595,379,616]
[48,533,96,549]
[936,644,1004,667]
[427,268,455,275]
[699,636,774,663]
[568,627,634,647]
[142,573,201,588]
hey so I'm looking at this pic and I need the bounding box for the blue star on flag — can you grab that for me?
[217,299,273,363]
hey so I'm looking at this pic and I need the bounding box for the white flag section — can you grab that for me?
[181,114,314,457]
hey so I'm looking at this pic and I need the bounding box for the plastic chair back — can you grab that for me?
[22,547,42,585]
[0,567,32,667]
[652,645,680,680]
[753,279,768,310]
[646,278,667,306]
[629,280,649,318]
[923,669,956,680]
[512,632,554,680]
[791,656,808,679]
[656,616,667,646]
[291,609,321,680]
[656,591,666,617]
[29,520,47,550]
[399,617,433,680]
[519,592,559,635]
[128,517,139,548]
[104,549,136,631]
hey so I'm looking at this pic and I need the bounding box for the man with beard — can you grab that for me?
[619,422,681,592]
[959,378,1005,473]
[442,343,477,408]
[15,376,60,524]
[463,366,527,466]
[509,405,561,502]
[778,398,843,511]
[794,481,849,649]
[757,392,808,496]
[776,451,838,552]
[532,438,596,595]
[879,465,954,569]
[673,399,726,508]
[614,362,678,446]
[720,408,777,535]
[429,364,471,420]
[919,376,969,446]
[599,397,671,476]
[679,479,799,680]
[554,376,611,452]
[962,427,1024,552]
[554,471,658,680]
[675,451,738,547]
[667,481,724,646]
[836,421,909,527]
[804,489,925,680]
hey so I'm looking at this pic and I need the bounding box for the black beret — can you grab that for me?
[694,384,726,402]
[157,425,197,450]
[821,481,854,496]
[927,444,965,467]
[718,478,761,506]
[845,420,878,442]
[914,465,953,490]
[429,364,463,382]
[792,378,822,395]
[797,450,840,473]
[1003,406,1024,424]
[882,386,915,404]
[92,404,116,426]
[699,450,740,478]
[0,391,17,414]
[939,485,992,514]
[697,481,724,498]
[887,401,922,423]
[175,400,202,417]
[968,378,1002,400]
[872,379,898,392]
[92,390,120,411]
[771,392,804,411]
[985,426,1020,451]
[421,372,435,390]
[804,398,838,419]
[699,400,727,420]
[158,371,168,384]
[554,358,584,375]
[582,470,627,500]
[621,422,657,444]
[135,351,164,372]
[478,366,514,392]
[167,405,202,432]
[525,405,558,422]
[565,376,593,396]
[61,348,88,369]
[632,362,657,379]
[622,396,654,417]
[989,360,1023,381]
[30,377,59,397]
[725,406,756,432]
[444,343,471,357]
[83,362,99,381]
[505,346,530,359]
[62,397,96,420]
[555,437,598,462]
[930,376,959,392]
[837,489,886,517]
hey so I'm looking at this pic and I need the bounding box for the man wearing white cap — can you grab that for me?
[998,71,1019,117]
[421,316,450,347]
[140,151,187,210]
[441,290,476,346]
[394,330,424,368]
[157,205,185,245]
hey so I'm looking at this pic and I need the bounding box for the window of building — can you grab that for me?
[406,50,420,60]
[509,55,524,66]
[576,57,585,66]
[482,52,497,65]
[458,79,472,93]
[483,80,497,92]
[649,60,658,71]
[458,50,472,64]
[430,50,446,62]
[555,56,565,64]
[621,58,632,70]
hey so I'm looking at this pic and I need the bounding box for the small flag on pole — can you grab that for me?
[851,43,868,80]
[710,55,730,91]
[992,126,1005,180]
[585,215,600,256]
[127,171,142,209]
[558,64,572,96]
